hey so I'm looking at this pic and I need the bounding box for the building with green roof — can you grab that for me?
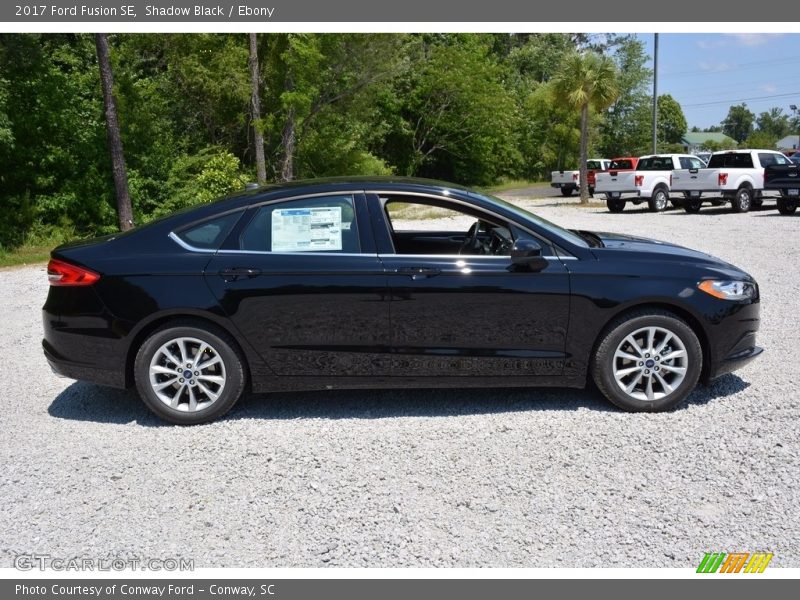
[681,132,737,152]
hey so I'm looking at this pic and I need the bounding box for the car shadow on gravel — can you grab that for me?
[47,374,750,426]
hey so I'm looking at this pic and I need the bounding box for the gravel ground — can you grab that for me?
[0,197,798,569]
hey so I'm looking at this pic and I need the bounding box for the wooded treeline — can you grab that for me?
[1,33,669,249]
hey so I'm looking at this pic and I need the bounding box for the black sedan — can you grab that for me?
[43,177,762,424]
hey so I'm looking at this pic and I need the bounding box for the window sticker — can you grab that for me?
[271,206,342,252]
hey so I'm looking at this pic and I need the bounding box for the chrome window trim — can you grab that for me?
[169,231,214,253]
[216,249,375,257]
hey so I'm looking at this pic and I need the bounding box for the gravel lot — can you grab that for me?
[1,195,798,568]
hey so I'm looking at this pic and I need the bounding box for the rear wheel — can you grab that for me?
[560,187,574,197]
[588,186,595,197]
[592,310,702,412]
[648,186,669,212]
[607,198,626,213]
[731,185,753,213]
[134,322,246,425]
[777,198,798,215]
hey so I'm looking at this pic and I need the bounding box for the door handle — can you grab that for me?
[219,267,262,281]
[395,266,441,279]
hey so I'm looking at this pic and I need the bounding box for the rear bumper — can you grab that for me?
[551,183,577,189]
[43,339,126,388]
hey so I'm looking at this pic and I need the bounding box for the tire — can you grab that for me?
[589,186,595,197]
[777,198,798,215]
[648,186,669,212]
[731,185,753,213]
[683,199,702,213]
[134,321,246,425]
[591,309,702,412]
[607,198,626,213]
[560,187,574,197]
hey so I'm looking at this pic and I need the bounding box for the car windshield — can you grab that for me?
[468,192,589,248]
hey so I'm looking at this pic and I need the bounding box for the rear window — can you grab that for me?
[609,159,634,170]
[586,160,604,170]
[707,153,754,169]
[636,156,675,171]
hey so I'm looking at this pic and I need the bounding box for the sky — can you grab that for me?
[634,33,799,131]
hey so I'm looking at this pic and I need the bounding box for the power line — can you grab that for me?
[683,91,800,108]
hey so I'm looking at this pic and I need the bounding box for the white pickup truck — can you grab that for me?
[671,149,791,213]
[550,159,610,197]
[596,154,705,213]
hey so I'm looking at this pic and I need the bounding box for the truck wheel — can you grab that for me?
[607,198,626,213]
[731,186,752,213]
[560,188,573,197]
[777,198,798,215]
[648,186,669,212]
[589,186,595,197]
[683,199,702,213]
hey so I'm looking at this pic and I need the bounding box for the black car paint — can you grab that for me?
[43,177,761,396]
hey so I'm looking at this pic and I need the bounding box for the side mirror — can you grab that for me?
[510,239,548,271]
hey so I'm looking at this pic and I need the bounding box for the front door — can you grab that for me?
[369,193,571,378]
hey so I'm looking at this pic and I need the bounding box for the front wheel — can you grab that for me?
[607,198,626,213]
[648,187,669,212]
[134,322,246,425]
[591,310,702,412]
[731,186,752,213]
[560,187,574,197]
[777,198,798,215]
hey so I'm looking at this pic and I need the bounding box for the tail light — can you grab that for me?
[718,173,728,186]
[572,173,578,182]
[47,259,100,287]
[635,175,644,186]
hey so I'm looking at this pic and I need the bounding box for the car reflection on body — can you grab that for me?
[43,177,762,424]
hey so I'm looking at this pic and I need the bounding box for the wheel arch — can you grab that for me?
[123,310,254,389]
[589,301,711,381]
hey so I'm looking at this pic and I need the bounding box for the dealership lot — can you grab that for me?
[0,197,797,568]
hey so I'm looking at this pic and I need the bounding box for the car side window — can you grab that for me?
[239,195,360,253]
[174,211,243,250]
[758,153,777,168]
[772,153,790,166]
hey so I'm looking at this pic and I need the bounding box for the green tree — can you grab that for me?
[722,103,755,143]
[598,35,652,157]
[742,130,778,150]
[552,51,619,203]
[756,107,790,141]
[657,94,687,146]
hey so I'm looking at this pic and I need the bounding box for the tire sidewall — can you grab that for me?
[134,324,245,424]
[593,313,702,412]
[733,186,752,212]
[650,188,668,212]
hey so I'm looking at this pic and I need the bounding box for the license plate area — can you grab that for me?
[690,191,701,197]
[788,189,799,196]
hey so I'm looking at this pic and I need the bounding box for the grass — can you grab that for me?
[0,244,51,269]
[482,179,546,194]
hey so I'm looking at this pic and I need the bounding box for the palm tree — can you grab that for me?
[552,52,619,204]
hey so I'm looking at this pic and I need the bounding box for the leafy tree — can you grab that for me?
[552,51,619,203]
[722,103,755,143]
[741,130,777,150]
[656,94,687,145]
[598,35,652,157]
[756,107,790,141]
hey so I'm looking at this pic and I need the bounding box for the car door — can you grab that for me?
[204,192,393,376]
[366,192,571,379]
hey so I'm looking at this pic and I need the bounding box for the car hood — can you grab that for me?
[585,230,752,278]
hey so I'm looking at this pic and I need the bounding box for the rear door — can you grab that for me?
[204,192,392,376]
[366,192,571,379]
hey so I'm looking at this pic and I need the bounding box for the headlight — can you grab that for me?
[697,279,757,300]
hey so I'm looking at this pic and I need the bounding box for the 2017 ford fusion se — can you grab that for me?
[43,177,762,424]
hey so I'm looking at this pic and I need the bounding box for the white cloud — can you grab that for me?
[696,39,727,50]
[759,83,778,93]
[725,33,784,47]
[697,61,734,73]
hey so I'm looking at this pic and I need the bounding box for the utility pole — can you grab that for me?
[652,33,659,154]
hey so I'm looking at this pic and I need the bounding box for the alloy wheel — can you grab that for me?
[612,326,688,402]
